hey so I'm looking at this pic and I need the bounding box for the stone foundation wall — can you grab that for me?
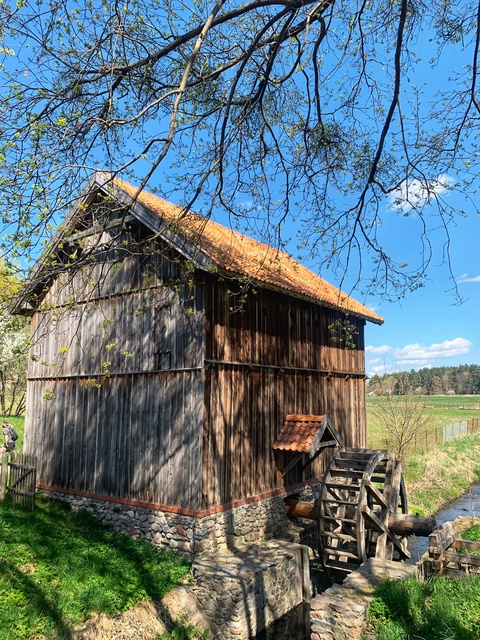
[191,541,311,639]
[310,558,417,640]
[38,483,319,556]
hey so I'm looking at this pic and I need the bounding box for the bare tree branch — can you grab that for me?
[0,0,478,302]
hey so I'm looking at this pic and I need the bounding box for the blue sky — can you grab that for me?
[356,26,480,377]
[2,0,477,380]
[261,164,480,379]
[360,197,479,378]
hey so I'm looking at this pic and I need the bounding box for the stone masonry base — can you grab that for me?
[37,483,320,556]
[310,558,418,640]
[192,541,311,639]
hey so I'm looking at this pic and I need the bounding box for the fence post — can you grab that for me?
[0,453,8,500]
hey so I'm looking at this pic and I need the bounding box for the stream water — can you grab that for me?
[406,483,480,564]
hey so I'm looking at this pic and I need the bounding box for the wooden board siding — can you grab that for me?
[201,278,367,509]
[204,277,365,373]
[202,366,366,508]
[25,223,205,509]
[29,287,203,379]
[25,371,203,508]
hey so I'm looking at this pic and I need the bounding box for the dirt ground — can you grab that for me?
[73,601,168,640]
[71,586,211,640]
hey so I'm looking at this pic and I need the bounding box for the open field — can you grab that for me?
[367,395,480,452]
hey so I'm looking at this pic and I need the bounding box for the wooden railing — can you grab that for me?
[428,521,480,577]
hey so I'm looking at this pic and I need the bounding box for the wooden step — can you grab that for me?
[339,449,376,458]
[320,531,356,543]
[322,559,361,573]
[325,482,360,491]
[322,547,359,560]
[322,498,359,506]
[319,515,357,525]
[330,469,364,478]
[333,459,368,469]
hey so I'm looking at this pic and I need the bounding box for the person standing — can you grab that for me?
[1,420,16,454]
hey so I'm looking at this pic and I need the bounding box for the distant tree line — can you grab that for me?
[368,364,480,396]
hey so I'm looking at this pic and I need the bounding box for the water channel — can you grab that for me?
[253,484,480,639]
[406,482,480,564]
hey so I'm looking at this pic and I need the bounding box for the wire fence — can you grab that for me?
[421,403,480,411]
[412,418,480,454]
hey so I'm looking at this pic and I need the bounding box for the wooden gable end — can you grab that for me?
[24,193,206,509]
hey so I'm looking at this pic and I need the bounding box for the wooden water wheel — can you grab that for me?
[317,447,410,577]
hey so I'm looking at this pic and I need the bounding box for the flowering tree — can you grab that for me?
[0,312,28,416]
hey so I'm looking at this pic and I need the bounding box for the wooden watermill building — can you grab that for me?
[15,172,383,553]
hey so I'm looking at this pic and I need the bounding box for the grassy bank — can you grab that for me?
[367,430,480,640]
[366,395,480,515]
[403,431,480,515]
[0,496,190,639]
[366,574,480,640]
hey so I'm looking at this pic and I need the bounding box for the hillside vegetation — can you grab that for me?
[404,432,480,515]
[367,395,480,514]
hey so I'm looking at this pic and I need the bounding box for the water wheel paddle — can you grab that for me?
[317,447,410,577]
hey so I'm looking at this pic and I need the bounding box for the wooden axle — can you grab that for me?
[285,498,437,537]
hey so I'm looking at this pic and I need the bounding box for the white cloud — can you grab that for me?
[367,337,473,377]
[365,345,392,355]
[393,337,473,368]
[458,274,480,283]
[388,174,455,213]
[394,337,472,361]
[369,364,394,375]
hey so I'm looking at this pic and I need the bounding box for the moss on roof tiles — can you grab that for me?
[114,177,383,324]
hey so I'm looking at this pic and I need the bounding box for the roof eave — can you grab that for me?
[209,265,384,324]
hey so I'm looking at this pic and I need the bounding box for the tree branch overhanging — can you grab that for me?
[0,0,478,302]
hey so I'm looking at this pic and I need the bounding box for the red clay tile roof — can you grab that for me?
[273,414,327,453]
[112,177,383,325]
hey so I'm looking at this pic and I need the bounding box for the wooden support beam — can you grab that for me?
[0,453,8,500]
[285,499,436,537]
[442,550,480,567]
[365,481,389,509]
[362,506,410,559]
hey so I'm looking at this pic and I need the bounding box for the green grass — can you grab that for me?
[367,576,480,640]
[463,524,480,543]
[367,395,480,410]
[459,523,480,556]
[403,431,480,515]
[366,395,480,516]
[0,495,190,639]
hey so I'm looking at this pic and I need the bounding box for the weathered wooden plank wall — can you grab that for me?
[26,372,203,508]
[202,278,367,508]
[25,206,369,513]
[25,225,205,509]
